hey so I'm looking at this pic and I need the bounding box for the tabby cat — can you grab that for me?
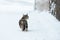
[19,14,29,31]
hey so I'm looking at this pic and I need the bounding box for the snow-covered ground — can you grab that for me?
[0,0,60,40]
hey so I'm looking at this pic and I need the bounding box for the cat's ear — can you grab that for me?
[23,14,24,16]
[26,13,28,15]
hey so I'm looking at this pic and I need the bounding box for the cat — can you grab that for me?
[19,14,29,31]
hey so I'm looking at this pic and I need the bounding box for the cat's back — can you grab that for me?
[19,19,27,25]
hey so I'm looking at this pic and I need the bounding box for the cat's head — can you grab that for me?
[22,14,29,19]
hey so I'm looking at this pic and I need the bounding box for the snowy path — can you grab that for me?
[0,10,60,40]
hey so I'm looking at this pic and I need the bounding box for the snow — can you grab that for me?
[35,0,49,11]
[0,0,60,40]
